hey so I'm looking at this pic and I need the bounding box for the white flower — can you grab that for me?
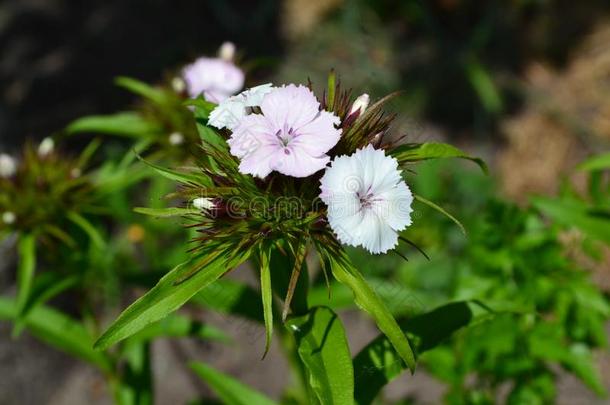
[182,56,244,103]
[168,132,184,145]
[38,137,54,157]
[350,93,370,115]
[208,83,274,130]
[193,197,214,211]
[0,154,16,178]
[218,41,236,61]
[319,145,413,254]
[2,211,16,225]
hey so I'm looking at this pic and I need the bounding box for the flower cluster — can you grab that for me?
[202,76,413,254]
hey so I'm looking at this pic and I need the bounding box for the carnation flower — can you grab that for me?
[319,145,413,254]
[208,83,274,130]
[228,84,342,178]
[182,53,244,102]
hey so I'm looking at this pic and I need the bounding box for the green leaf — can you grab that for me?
[134,207,200,218]
[532,197,610,244]
[353,301,491,405]
[415,194,466,235]
[13,273,80,336]
[0,297,112,372]
[578,152,610,172]
[184,97,217,119]
[66,211,106,249]
[391,142,488,173]
[190,362,278,405]
[259,244,274,357]
[66,112,160,138]
[94,248,250,350]
[15,234,36,326]
[286,306,354,405]
[136,155,207,186]
[114,341,153,405]
[329,254,416,373]
[115,76,168,105]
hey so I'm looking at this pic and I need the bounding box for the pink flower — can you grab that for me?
[182,57,244,103]
[228,84,342,178]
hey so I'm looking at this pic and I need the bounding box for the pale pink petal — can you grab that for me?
[271,145,330,177]
[291,110,341,156]
[260,85,320,130]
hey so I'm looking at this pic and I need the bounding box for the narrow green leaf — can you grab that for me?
[0,297,112,372]
[353,301,491,405]
[115,76,167,105]
[116,341,153,405]
[329,254,417,372]
[190,362,278,405]
[286,306,354,405]
[134,207,200,218]
[66,112,160,138]
[415,194,466,235]
[94,249,250,350]
[259,244,274,358]
[578,152,610,172]
[66,211,106,249]
[136,155,206,186]
[15,234,36,325]
[391,142,488,173]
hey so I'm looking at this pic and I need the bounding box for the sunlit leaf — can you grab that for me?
[578,152,610,172]
[286,307,354,405]
[391,142,487,173]
[134,207,200,218]
[329,253,417,372]
[66,112,160,138]
[94,248,250,350]
[259,244,274,357]
[14,233,36,330]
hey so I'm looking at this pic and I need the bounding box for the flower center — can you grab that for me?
[274,124,297,148]
[357,187,384,210]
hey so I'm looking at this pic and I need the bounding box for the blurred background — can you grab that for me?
[2,0,610,404]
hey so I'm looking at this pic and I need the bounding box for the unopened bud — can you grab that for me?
[350,93,370,115]
[218,41,236,62]
[171,77,186,93]
[70,168,82,178]
[193,197,214,210]
[0,154,16,178]
[2,211,16,225]
[168,132,184,146]
[38,137,55,157]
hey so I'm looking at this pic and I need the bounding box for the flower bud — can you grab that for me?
[169,132,184,146]
[2,211,16,225]
[38,137,55,157]
[171,77,186,93]
[193,197,214,210]
[350,93,370,115]
[0,154,16,178]
[218,41,236,62]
